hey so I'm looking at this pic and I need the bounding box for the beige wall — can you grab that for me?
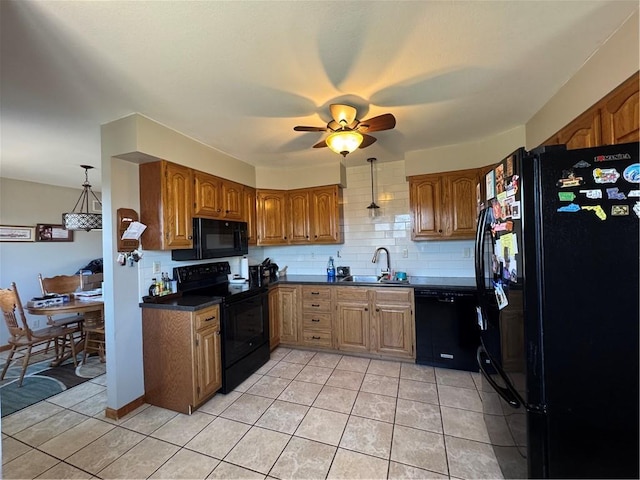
[256,162,347,190]
[526,11,639,148]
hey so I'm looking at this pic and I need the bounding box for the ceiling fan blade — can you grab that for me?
[327,120,341,132]
[357,113,396,133]
[330,104,357,126]
[313,139,328,148]
[359,134,377,149]
[294,126,326,132]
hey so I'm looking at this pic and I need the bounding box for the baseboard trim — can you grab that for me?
[104,395,145,420]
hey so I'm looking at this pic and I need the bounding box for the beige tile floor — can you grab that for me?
[1,347,504,479]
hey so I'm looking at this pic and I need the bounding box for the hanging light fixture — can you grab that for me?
[62,165,102,231]
[326,128,363,157]
[367,157,380,217]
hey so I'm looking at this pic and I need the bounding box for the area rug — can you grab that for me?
[0,355,106,417]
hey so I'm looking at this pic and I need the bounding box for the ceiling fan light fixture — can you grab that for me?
[326,130,363,157]
[62,165,102,231]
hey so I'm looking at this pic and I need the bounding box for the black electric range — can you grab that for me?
[173,261,270,393]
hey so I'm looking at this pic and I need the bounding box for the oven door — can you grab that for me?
[222,290,268,366]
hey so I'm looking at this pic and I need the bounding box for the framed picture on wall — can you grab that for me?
[36,224,74,242]
[0,225,36,242]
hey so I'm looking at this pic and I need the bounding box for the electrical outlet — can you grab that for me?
[402,248,408,258]
[153,261,161,274]
[464,247,471,258]
[310,252,315,259]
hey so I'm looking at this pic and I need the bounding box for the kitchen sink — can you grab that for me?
[339,275,380,283]
[338,275,410,284]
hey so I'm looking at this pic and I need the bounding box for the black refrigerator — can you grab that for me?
[475,142,639,479]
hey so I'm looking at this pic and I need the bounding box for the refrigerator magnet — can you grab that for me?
[582,205,607,220]
[494,281,509,310]
[485,171,495,200]
[557,203,580,213]
[558,192,576,202]
[556,170,585,188]
[579,189,602,199]
[628,190,640,197]
[611,205,629,216]
[633,202,640,218]
[593,168,620,184]
[623,163,640,183]
[573,159,591,169]
[506,155,514,177]
[606,187,626,200]
[495,164,505,194]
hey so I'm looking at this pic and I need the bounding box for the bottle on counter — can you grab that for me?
[327,256,336,280]
[149,278,158,297]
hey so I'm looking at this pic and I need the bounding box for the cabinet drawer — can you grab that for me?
[302,330,332,348]
[302,298,332,312]
[302,312,332,329]
[335,287,369,303]
[301,287,332,300]
[373,288,413,304]
[195,306,220,331]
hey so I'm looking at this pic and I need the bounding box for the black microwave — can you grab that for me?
[171,218,248,261]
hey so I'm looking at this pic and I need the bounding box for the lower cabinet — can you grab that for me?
[142,305,221,414]
[301,286,333,349]
[336,287,415,360]
[271,285,299,344]
[268,288,280,350]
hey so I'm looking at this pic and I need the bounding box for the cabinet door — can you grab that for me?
[310,186,342,243]
[374,304,414,359]
[222,180,244,220]
[278,286,299,344]
[195,327,221,403]
[410,175,443,239]
[257,190,288,245]
[601,74,639,145]
[268,288,280,350]
[243,187,257,245]
[444,170,479,239]
[288,189,311,244]
[164,162,194,248]
[194,172,223,218]
[556,108,602,150]
[336,303,370,353]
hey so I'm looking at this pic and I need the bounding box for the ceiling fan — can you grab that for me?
[294,104,396,157]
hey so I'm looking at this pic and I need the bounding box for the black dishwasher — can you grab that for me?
[414,288,479,371]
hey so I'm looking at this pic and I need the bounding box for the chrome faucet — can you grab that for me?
[372,247,391,279]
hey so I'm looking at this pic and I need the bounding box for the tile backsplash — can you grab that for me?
[138,160,475,297]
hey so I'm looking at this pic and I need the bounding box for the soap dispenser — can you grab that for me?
[327,256,336,280]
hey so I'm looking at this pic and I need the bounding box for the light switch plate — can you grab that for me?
[153,261,161,274]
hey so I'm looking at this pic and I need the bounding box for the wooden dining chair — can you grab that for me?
[0,283,79,386]
[38,273,85,328]
[82,309,106,364]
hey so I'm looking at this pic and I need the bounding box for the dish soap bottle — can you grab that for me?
[327,256,336,280]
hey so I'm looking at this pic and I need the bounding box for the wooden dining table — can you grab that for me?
[27,298,104,365]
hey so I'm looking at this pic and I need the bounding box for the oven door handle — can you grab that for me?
[476,344,523,408]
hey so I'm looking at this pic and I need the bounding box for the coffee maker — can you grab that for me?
[249,258,279,287]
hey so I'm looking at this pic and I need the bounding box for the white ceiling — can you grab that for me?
[1,1,637,191]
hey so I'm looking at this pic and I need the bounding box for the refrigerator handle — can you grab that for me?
[476,346,521,408]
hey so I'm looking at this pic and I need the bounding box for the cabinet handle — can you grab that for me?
[312,318,320,322]
[311,304,320,307]
[311,292,320,295]
[204,316,216,322]
[312,336,321,340]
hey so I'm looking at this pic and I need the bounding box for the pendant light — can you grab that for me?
[367,157,380,217]
[62,165,102,231]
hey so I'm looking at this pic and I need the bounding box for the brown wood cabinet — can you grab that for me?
[142,305,221,414]
[243,186,257,245]
[140,160,193,250]
[300,286,333,349]
[271,285,299,344]
[409,168,479,240]
[194,172,243,220]
[335,286,415,360]
[256,189,288,245]
[542,73,639,149]
[268,287,280,350]
[257,185,343,246]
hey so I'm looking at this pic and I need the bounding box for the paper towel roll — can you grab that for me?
[240,257,249,280]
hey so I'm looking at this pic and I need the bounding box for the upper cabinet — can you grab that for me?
[140,160,193,250]
[256,185,343,246]
[542,73,639,149]
[194,172,243,220]
[409,168,479,240]
[243,186,257,245]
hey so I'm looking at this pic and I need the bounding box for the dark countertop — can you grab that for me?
[139,295,222,312]
[274,275,477,291]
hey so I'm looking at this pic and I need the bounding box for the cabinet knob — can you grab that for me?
[438,229,443,233]
[364,307,368,311]
[376,308,380,312]
[188,235,193,240]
